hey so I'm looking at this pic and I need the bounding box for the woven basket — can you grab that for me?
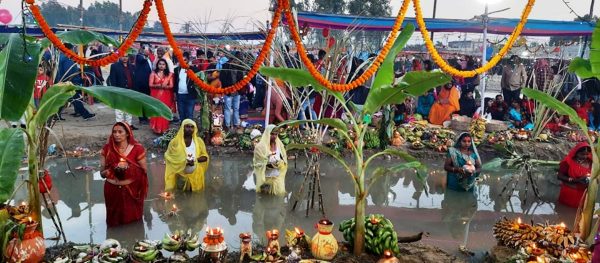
[486,120,508,132]
[450,116,471,131]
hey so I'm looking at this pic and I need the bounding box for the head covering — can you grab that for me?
[449,132,481,167]
[103,122,142,169]
[164,119,209,191]
[253,125,288,195]
[564,142,591,166]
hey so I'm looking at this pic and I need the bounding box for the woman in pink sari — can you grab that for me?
[149,58,174,134]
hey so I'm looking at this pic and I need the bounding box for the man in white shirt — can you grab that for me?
[174,51,199,123]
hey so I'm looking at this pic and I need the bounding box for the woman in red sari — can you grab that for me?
[557,142,592,208]
[149,58,174,134]
[100,122,148,227]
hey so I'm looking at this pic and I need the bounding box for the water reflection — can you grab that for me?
[22,154,581,255]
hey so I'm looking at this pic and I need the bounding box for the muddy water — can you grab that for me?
[13,154,578,257]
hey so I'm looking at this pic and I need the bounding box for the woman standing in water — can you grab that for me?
[557,143,591,207]
[253,125,287,196]
[100,122,148,226]
[444,133,481,191]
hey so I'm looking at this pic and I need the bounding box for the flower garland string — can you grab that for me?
[283,0,411,92]
[26,0,152,67]
[155,0,282,95]
[413,0,535,78]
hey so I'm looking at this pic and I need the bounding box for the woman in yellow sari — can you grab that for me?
[253,125,287,196]
[429,83,460,125]
[164,119,209,191]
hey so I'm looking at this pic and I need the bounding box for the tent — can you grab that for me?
[0,24,266,40]
[292,11,595,36]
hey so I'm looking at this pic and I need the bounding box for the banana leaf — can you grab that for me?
[371,24,415,90]
[569,57,595,79]
[0,128,25,203]
[259,67,345,104]
[40,30,119,49]
[32,84,76,127]
[522,88,588,133]
[590,21,600,77]
[363,71,450,115]
[0,34,42,121]
[78,85,173,119]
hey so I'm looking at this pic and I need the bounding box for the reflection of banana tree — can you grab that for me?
[0,33,172,235]
[483,142,559,206]
[260,24,451,255]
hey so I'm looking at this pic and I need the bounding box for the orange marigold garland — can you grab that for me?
[413,0,535,78]
[283,0,411,92]
[155,0,282,95]
[27,0,152,67]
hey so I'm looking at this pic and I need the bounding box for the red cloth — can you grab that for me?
[558,142,591,207]
[102,122,148,227]
[34,74,51,100]
[575,106,589,122]
[149,72,174,134]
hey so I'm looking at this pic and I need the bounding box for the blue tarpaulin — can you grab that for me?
[0,25,266,40]
[292,11,595,36]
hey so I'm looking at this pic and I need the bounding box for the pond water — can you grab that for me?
[12,153,579,259]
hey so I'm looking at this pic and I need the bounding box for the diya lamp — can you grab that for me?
[167,204,180,217]
[294,227,309,253]
[158,191,174,200]
[200,226,227,263]
[556,222,566,234]
[377,250,400,263]
[17,201,29,214]
[239,232,252,262]
[265,247,278,263]
[266,229,280,254]
[115,157,128,179]
[184,154,196,174]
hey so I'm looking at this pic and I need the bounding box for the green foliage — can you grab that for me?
[569,58,594,79]
[371,24,415,90]
[279,118,349,133]
[77,85,173,119]
[0,34,42,121]
[0,129,25,203]
[40,30,119,49]
[522,88,588,134]
[39,1,140,30]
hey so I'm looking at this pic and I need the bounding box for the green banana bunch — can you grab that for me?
[132,240,161,262]
[161,232,182,252]
[185,233,201,251]
[338,214,400,255]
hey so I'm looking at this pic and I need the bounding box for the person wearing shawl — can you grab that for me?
[253,125,288,196]
[444,133,482,192]
[164,119,209,191]
[429,82,460,125]
[100,122,148,227]
[557,143,592,207]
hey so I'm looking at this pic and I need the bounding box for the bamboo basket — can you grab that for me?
[485,120,508,132]
[450,115,471,131]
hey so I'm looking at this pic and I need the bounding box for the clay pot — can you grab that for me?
[5,222,45,263]
[310,219,338,260]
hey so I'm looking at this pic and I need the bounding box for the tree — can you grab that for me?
[347,0,392,52]
[313,0,346,14]
[39,0,138,30]
[147,21,164,33]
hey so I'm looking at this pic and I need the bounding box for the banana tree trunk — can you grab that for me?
[581,159,600,242]
[27,136,42,232]
[353,193,366,255]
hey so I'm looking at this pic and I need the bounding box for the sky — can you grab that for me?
[0,0,595,33]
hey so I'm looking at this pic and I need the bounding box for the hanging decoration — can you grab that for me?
[25,0,152,67]
[155,0,282,94]
[0,9,12,25]
[413,0,536,78]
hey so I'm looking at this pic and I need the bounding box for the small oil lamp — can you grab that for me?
[200,226,227,262]
[117,158,128,169]
[557,222,566,234]
[294,227,308,254]
[266,229,280,254]
[159,191,174,200]
[184,154,196,173]
[377,250,400,263]
[265,247,277,263]
[239,233,252,262]
[17,201,29,214]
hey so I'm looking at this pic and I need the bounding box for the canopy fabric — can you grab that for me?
[0,25,266,40]
[293,11,595,36]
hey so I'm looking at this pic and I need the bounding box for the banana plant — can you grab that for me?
[261,24,451,255]
[0,33,172,231]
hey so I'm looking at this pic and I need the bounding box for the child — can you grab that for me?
[34,64,52,107]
